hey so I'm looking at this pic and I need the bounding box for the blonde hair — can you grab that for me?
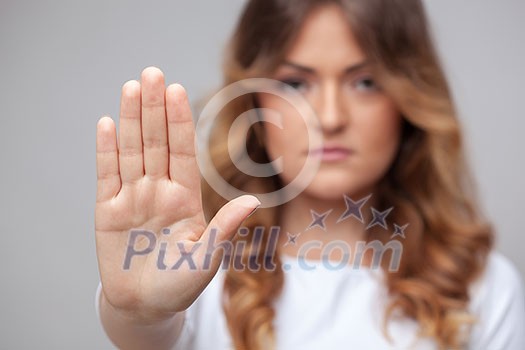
[201,0,494,348]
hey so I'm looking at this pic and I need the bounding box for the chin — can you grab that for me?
[301,170,377,201]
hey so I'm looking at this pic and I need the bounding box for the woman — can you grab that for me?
[94,0,525,349]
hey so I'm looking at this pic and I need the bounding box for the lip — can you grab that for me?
[309,146,354,162]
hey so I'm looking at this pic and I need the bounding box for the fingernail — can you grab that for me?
[247,204,260,218]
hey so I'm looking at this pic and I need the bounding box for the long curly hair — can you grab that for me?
[200,0,494,348]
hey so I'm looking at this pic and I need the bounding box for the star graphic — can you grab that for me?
[306,209,332,231]
[391,223,409,239]
[337,194,372,224]
[283,232,301,247]
[366,207,394,230]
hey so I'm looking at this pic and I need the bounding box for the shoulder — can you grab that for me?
[470,250,524,305]
[174,269,231,349]
[487,250,522,286]
[184,267,227,328]
[467,250,525,349]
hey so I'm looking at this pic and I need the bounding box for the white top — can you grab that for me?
[96,250,525,349]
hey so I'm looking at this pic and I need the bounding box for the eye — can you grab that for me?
[354,76,379,92]
[280,78,309,92]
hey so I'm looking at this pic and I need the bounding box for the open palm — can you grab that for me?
[95,67,259,321]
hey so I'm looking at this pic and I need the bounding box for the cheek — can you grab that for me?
[353,101,402,169]
[265,111,310,142]
[258,94,311,157]
[263,110,311,172]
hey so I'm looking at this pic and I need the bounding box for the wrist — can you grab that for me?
[100,288,181,327]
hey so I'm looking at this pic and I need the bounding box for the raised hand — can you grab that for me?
[95,67,259,323]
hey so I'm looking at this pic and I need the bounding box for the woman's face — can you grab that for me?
[257,4,403,200]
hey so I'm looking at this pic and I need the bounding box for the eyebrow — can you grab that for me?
[281,60,370,75]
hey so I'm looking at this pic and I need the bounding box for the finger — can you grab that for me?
[118,80,143,183]
[166,84,201,189]
[96,116,121,202]
[141,67,169,179]
[199,195,260,267]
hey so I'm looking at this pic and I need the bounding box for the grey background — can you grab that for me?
[0,0,523,348]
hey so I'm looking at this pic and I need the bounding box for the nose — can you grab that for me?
[316,82,348,135]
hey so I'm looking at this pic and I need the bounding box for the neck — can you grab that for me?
[277,189,377,261]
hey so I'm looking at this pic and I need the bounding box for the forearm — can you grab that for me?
[99,290,185,350]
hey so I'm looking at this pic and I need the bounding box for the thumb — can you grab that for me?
[200,195,260,244]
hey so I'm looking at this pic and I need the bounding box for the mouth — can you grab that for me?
[309,146,354,162]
